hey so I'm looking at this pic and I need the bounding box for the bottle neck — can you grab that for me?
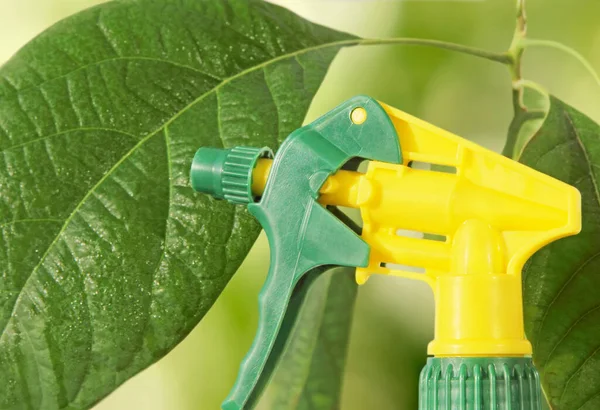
[429,219,532,357]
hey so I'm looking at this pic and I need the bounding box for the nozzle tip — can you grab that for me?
[190,147,229,199]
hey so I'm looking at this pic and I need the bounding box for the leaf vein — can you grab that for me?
[534,250,600,363]
[567,111,600,207]
[0,218,63,229]
[38,87,60,135]
[262,66,281,148]
[1,127,138,153]
[15,94,41,138]
[560,340,600,405]
[544,303,600,367]
[0,74,18,94]
[66,77,83,127]
[576,389,600,410]
[96,9,121,57]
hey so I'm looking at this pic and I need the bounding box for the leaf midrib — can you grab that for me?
[0,38,361,342]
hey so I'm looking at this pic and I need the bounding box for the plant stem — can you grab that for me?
[358,0,597,161]
[515,0,527,38]
[502,0,532,157]
[508,0,528,110]
[359,38,512,65]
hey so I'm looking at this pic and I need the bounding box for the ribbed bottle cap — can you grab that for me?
[419,357,541,409]
[190,146,272,204]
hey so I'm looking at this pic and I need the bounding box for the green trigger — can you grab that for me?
[220,96,402,409]
[190,95,402,410]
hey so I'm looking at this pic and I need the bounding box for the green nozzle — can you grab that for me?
[190,147,228,198]
[190,146,272,204]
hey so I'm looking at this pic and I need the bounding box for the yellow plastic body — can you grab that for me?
[251,103,581,357]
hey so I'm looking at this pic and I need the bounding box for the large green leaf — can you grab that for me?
[519,97,600,410]
[0,0,355,408]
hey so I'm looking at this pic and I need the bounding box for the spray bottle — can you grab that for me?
[190,95,581,410]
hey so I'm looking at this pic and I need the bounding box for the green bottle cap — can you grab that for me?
[419,357,541,409]
[190,146,272,204]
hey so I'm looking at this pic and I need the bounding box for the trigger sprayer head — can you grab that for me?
[190,146,272,205]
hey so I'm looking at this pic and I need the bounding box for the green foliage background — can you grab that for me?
[1,0,598,409]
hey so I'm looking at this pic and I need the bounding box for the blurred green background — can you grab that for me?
[1,0,599,408]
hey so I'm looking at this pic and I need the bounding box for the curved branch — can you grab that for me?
[360,37,511,65]
[521,38,600,89]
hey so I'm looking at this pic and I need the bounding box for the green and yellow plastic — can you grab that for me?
[190,95,581,409]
